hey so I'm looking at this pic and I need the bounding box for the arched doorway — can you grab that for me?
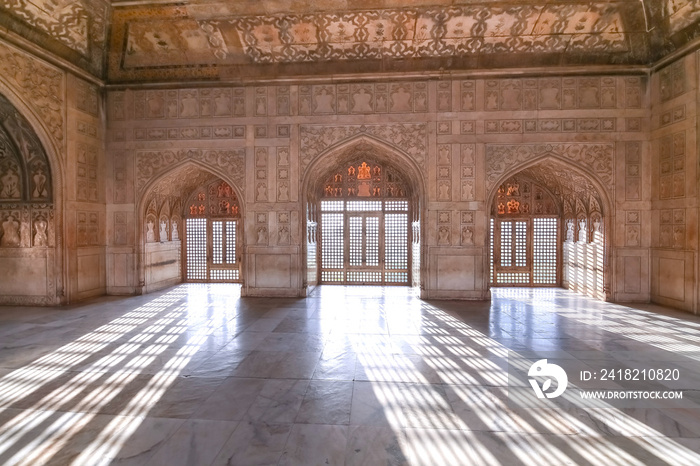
[318,158,411,285]
[302,138,424,291]
[139,163,244,292]
[488,158,610,300]
[182,179,242,282]
[490,174,560,287]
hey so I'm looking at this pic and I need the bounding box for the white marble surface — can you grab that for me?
[0,284,699,465]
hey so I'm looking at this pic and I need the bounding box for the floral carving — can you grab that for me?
[0,44,64,149]
[486,143,614,193]
[300,124,427,171]
[136,149,246,193]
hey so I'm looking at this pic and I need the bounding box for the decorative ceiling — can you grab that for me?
[1,1,700,82]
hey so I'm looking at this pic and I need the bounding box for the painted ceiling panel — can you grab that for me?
[0,0,699,82]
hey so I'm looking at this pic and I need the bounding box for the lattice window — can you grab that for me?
[386,272,408,283]
[184,180,241,283]
[497,272,530,284]
[500,222,512,267]
[321,213,344,269]
[320,197,409,285]
[226,221,237,264]
[347,271,382,282]
[533,218,557,284]
[210,270,240,280]
[385,200,409,211]
[321,271,343,282]
[212,221,223,264]
[514,221,527,267]
[349,216,363,266]
[490,218,494,283]
[347,201,382,211]
[186,218,207,280]
[366,216,379,267]
[321,200,344,211]
[385,213,408,270]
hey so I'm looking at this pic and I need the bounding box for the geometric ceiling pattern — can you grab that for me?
[1,1,700,82]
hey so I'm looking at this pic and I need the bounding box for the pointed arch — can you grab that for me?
[487,152,613,217]
[136,160,246,293]
[486,152,613,301]
[0,84,65,305]
[301,134,427,294]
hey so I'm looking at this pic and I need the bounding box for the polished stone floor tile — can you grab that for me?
[1,284,700,465]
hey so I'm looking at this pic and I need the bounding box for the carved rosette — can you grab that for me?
[485,143,614,194]
[300,124,427,174]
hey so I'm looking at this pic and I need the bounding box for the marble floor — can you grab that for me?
[0,285,699,465]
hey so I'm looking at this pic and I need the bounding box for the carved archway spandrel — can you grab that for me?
[485,143,614,197]
[136,149,246,194]
[300,123,428,175]
[0,43,65,152]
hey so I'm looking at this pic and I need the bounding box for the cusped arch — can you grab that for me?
[138,159,245,218]
[487,152,614,301]
[136,160,246,290]
[0,84,65,303]
[302,134,427,206]
[301,134,427,293]
[487,153,613,217]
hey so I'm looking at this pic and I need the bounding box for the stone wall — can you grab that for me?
[106,75,649,301]
[0,38,106,305]
[649,53,699,313]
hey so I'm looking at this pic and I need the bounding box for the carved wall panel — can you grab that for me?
[76,211,99,247]
[75,78,99,117]
[0,92,54,252]
[625,142,642,201]
[659,104,686,128]
[299,82,429,115]
[436,144,451,201]
[135,149,245,194]
[460,81,475,111]
[76,142,98,202]
[0,43,64,152]
[114,211,128,245]
[486,143,614,194]
[625,77,643,108]
[133,88,246,120]
[658,60,686,103]
[625,211,641,247]
[276,147,290,202]
[300,124,427,173]
[460,144,475,202]
[484,77,619,111]
[658,209,687,249]
[134,126,245,141]
[659,131,686,200]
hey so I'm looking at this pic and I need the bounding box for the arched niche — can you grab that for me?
[487,156,611,300]
[0,91,59,305]
[137,161,245,293]
[301,136,426,293]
